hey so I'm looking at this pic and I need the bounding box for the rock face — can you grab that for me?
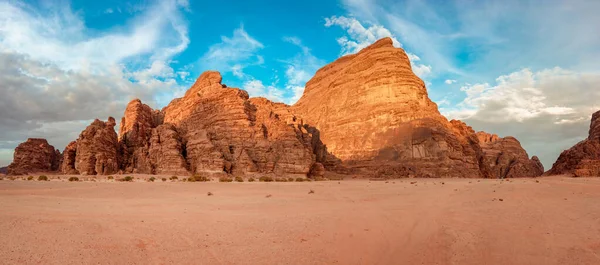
[118,99,164,174]
[292,37,541,178]
[7,138,61,175]
[548,110,600,177]
[0,167,7,174]
[476,132,544,178]
[114,72,328,177]
[61,118,120,175]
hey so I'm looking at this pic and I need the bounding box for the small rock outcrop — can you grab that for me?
[61,117,119,175]
[548,110,600,177]
[7,138,61,175]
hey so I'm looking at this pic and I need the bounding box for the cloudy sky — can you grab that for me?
[1,0,599,170]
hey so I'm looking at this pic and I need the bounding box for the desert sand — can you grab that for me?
[1,177,599,265]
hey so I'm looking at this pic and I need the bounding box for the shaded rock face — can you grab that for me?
[118,99,164,173]
[292,37,540,178]
[60,141,78,174]
[0,167,7,174]
[7,138,61,175]
[61,118,119,175]
[476,132,544,178]
[548,110,600,177]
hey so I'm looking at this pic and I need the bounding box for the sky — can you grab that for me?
[1,0,600,170]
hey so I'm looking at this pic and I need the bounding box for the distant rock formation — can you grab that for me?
[548,110,600,177]
[0,166,9,174]
[476,132,544,178]
[61,117,120,175]
[292,37,541,178]
[7,138,61,175]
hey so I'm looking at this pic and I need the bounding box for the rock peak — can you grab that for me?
[588,110,600,140]
[362,37,394,51]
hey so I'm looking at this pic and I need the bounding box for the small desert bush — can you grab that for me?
[190,175,210,182]
[37,175,48,181]
[275,178,287,182]
[288,177,294,182]
[295,177,305,182]
[235,176,244,182]
[314,177,326,181]
[149,177,156,182]
[170,176,178,181]
[107,176,114,180]
[248,177,255,182]
[120,176,133,182]
[162,178,167,182]
[308,189,315,194]
[259,176,273,182]
[207,192,213,196]
[187,177,195,182]
[27,176,34,181]
[219,176,233,182]
[68,177,79,182]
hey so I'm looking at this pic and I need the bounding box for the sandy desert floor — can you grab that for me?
[0,176,599,265]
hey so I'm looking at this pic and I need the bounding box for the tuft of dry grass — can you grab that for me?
[235,176,244,182]
[207,192,213,196]
[295,178,305,182]
[68,177,79,182]
[248,177,256,182]
[149,177,156,182]
[265,194,272,198]
[308,189,315,194]
[38,175,48,181]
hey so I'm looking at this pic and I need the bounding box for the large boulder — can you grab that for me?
[548,110,600,177]
[7,138,61,175]
[292,37,540,178]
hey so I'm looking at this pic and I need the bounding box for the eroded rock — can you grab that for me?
[7,138,61,175]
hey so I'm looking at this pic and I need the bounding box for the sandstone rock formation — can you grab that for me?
[0,166,7,175]
[7,138,61,175]
[548,110,600,177]
[292,37,541,178]
[476,132,544,178]
[114,72,329,177]
[8,37,541,179]
[61,118,120,175]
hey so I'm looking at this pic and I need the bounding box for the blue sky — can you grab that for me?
[1,0,600,169]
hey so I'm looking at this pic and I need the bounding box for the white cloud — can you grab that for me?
[443,67,600,168]
[199,25,264,76]
[324,15,401,55]
[325,16,432,79]
[243,80,284,103]
[445,79,457,84]
[0,1,190,165]
[281,37,326,104]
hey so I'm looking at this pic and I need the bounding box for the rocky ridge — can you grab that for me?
[6,37,542,178]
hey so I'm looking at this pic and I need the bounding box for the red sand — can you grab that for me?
[1,176,599,264]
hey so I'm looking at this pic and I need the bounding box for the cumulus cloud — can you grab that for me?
[243,80,284,103]
[443,67,600,169]
[0,1,190,166]
[199,25,264,77]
